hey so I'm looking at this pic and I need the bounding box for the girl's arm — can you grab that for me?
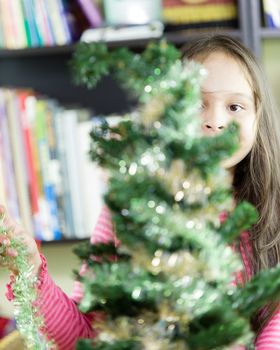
[255,310,280,350]
[31,254,97,350]
[5,206,116,350]
[38,205,116,349]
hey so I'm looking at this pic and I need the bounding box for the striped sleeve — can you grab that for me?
[71,206,118,303]
[255,311,280,349]
[36,255,97,350]
[36,206,117,349]
[238,232,280,349]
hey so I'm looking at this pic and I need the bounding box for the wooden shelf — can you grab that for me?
[41,237,88,245]
[0,44,77,57]
[260,28,280,38]
[0,29,241,57]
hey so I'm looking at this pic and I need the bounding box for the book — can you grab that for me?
[34,99,62,241]
[80,21,164,42]
[4,90,33,234]
[0,0,17,48]
[0,91,20,220]
[21,0,43,47]
[0,92,8,208]
[27,95,53,241]
[262,0,280,28]
[62,0,98,41]
[75,118,106,238]
[9,0,28,48]
[45,100,67,236]
[17,91,46,240]
[58,109,86,238]
[77,0,103,28]
[162,0,237,25]
[34,0,56,46]
[103,0,162,26]
[0,7,4,47]
[45,0,71,45]
[53,107,76,238]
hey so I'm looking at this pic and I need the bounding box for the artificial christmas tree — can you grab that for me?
[70,40,280,350]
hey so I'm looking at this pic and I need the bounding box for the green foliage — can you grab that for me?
[218,201,259,243]
[76,339,141,350]
[71,43,112,88]
[71,41,180,94]
[231,266,280,317]
[78,260,167,316]
[71,41,280,350]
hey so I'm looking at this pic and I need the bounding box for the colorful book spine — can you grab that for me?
[0,8,4,47]
[0,87,111,240]
[0,0,16,48]
[17,91,45,240]
[9,0,28,48]
[33,0,56,46]
[0,92,8,208]
[56,0,72,42]
[53,108,75,237]
[163,0,237,24]
[262,0,280,28]
[45,100,67,236]
[77,0,103,28]
[21,0,43,47]
[34,99,62,241]
[0,91,20,220]
[76,118,106,237]
[45,0,71,45]
[59,109,86,237]
[5,90,33,234]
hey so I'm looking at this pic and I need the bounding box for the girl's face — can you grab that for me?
[198,51,257,169]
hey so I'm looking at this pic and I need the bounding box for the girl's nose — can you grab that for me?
[201,104,228,135]
[202,121,225,134]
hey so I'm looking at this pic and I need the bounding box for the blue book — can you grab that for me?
[21,0,43,46]
[35,99,62,241]
[262,0,280,28]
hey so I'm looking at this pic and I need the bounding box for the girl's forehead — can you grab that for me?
[199,51,254,98]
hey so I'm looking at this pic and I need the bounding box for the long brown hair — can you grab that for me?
[182,34,280,334]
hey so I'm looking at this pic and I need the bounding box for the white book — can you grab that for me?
[76,119,107,238]
[80,21,164,43]
[45,0,71,45]
[61,109,86,238]
[0,90,20,221]
[53,108,75,238]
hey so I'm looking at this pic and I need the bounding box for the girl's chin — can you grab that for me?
[221,157,237,170]
[221,150,250,170]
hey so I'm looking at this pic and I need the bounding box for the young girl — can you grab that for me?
[1,34,280,350]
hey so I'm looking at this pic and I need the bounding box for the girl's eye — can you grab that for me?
[229,104,243,112]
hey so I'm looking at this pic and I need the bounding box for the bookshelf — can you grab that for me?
[0,27,244,116]
[0,0,274,242]
[0,46,131,115]
[0,29,242,57]
[246,0,280,58]
[260,28,280,38]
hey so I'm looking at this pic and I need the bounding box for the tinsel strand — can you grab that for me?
[0,214,55,349]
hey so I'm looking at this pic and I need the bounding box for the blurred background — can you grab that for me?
[0,0,279,346]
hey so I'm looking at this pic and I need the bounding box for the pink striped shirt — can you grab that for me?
[9,206,280,349]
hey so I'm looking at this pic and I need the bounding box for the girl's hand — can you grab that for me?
[0,206,42,277]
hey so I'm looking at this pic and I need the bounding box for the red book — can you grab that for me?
[17,91,39,212]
